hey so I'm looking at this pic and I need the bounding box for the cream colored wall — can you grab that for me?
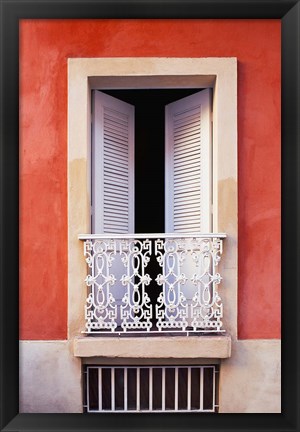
[19,341,82,413]
[219,339,281,413]
[19,339,280,413]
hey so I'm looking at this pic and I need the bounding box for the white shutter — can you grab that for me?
[92,91,134,234]
[165,89,212,233]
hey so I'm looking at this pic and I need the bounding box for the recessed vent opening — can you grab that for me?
[84,365,219,413]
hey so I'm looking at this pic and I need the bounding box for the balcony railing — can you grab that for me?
[78,233,226,335]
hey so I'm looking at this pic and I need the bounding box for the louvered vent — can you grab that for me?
[103,107,130,233]
[173,106,202,232]
[84,365,218,413]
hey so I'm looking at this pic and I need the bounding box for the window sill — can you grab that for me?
[73,335,231,359]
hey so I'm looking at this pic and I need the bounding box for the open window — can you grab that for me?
[84,88,224,334]
[91,88,212,235]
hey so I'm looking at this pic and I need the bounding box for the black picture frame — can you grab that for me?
[0,1,299,431]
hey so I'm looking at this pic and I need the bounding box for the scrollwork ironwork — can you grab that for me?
[81,234,225,334]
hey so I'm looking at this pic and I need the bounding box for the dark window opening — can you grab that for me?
[102,89,200,234]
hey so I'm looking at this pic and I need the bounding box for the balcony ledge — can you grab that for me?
[73,335,231,359]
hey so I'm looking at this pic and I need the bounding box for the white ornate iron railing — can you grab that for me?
[78,233,226,335]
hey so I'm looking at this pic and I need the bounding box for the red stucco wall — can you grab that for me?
[19,19,281,340]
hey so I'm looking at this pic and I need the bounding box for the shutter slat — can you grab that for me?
[174,163,201,172]
[174,180,200,190]
[174,131,201,142]
[104,195,129,204]
[174,124,201,138]
[104,161,129,173]
[173,105,201,120]
[174,146,201,157]
[104,116,128,129]
[174,223,200,230]
[173,203,201,212]
[104,125,128,139]
[104,107,128,121]
[104,214,129,220]
[103,137,129,149]
[104,178,129,187]
[104,131,128,142]
[174,189,201,198]
[104,181,128,190]
[103,187,129,197]
[174,114,202,129]
[174,121,201,132]
[104,170,129,179]
[104,135,129,147]
[174,145,200,157]
[174,203,201,211]
[174,153,201,165]
[104,208,129,215]
[173,171,201,181]
[172,136,201,148]
[103,149,128,159]
[174,214,201,222]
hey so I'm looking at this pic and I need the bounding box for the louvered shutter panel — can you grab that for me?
[165,89,212,233]
[92,91,134,234]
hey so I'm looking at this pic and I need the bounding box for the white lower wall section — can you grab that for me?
[219,339,281,413]
[20,339,281,413]
[19,340,82,413]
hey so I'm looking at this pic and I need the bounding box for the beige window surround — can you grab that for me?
[68,57,237,359]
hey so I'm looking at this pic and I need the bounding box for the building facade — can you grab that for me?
[19,19,281,413]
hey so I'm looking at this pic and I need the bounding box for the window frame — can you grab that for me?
[68,58,237,356]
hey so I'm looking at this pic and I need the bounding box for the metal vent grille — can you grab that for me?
[84,365,218,413]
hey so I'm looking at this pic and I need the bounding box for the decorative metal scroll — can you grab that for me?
[81,234,225,334]
[190,238,223,331]
[120,239,152,331]
[155,238,188,331]
[84,239,117,332]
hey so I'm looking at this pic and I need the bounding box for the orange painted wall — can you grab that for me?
[19,19,281,340]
